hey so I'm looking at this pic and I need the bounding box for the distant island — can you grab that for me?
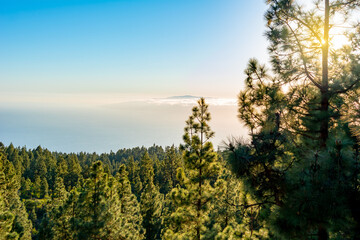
[166,95,201,99]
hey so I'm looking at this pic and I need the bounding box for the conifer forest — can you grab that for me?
[2,0,360,239]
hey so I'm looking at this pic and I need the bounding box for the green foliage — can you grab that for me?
[117,164,145,239]
[64,154,82,190]
[163,98,220,240]
[140,152,164,240]
[0,150,18,240]
[75,161,123,239]
[50,189,78,240]
[0,143,32,240]
[226,1,360,239]
[126,156,143,199]
[161,146,183,194]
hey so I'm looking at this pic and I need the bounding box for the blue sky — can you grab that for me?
[0,0,269,152]
[0,0,268,97]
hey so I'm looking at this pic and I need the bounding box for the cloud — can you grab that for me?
[0,92,237,109]
[146,96,237,106]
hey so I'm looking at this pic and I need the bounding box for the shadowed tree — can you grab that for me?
[161,145,183,194]
[139,152,163,240]
[226,1,360,239]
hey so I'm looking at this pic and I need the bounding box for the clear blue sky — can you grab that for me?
[0,0,268,97]
[0,0,269,152]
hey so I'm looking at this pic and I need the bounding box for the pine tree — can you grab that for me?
[161,146,183,194]
[65,154,82,190]
[51,177,68,208]
[226,1,360,239]
[75,161,124,239]
[117,164,144,239]
[163,98,220,240]
[40,177,49,199]
[140,152,154,186]
[20,148,30,181]
[152,154,162,187]
[76,161,110,239]
[139,152,163,240]
[37,176,69,240]
[209,166,240,239]
[51,189,78,240]
[34,157,47,179]
[211,160,269,240]
[0,149,18,240]
[0,143,32,240]
[33,176,41,199]
[126,156,142,198]
[20,178,32,199]
[56,156,68,180]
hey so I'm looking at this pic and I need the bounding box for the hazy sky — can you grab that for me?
[0,0,269,152]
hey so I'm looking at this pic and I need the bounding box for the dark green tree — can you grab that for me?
[117,164,145,239]
[0,143,32,240]
[0,149,18,240]
[37,176,69,240]
[226,1,360,239]
[75,161,123,239]
[161,146,183,194]
[64,154,82,190]
[139,152,163,240]
[140,152,154,186]
[50,189,78,240]
[40,177,49,199]
[20,178,32,199]
[51,177,68,208]
[33,176,41,199]
[126,156,142,198]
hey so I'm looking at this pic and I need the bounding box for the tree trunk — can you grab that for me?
[318,226,329,240]
[320,0,330,148]
[318,2,330,240]
[197,166,202,240]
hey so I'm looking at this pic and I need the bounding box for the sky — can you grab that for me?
[0,0,269,153]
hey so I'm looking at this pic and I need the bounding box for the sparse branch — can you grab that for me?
[331,77,360,95]
[281,10,323,44]
[284,21,322,89]
[285,127,319,140]
[254,68,265,85]
[330,0,360,8]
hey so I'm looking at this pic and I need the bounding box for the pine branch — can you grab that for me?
[283,19,322,89]
[331,77,360,94]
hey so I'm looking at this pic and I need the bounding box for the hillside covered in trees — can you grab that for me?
[0,99,265,239]
[2,0,360,239]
